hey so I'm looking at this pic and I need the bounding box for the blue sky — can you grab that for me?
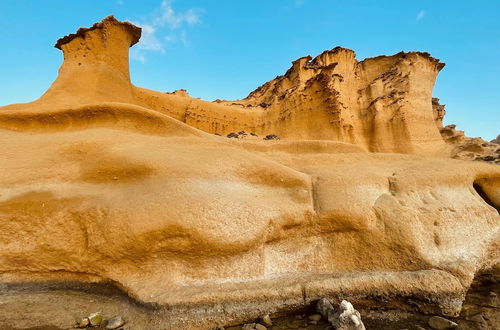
[0,0,498,140]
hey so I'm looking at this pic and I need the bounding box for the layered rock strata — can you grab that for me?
[0,16,499,329]
[2,16,447,155]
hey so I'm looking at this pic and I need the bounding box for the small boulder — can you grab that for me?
[106,316,125,329]
[428,316,458,329]
[333,300,366,330]
[75,317,90,328]
[259,314,272,327]
[317,298,335,324]
[255,324,267,330]
[88,312,103,327]
[317,299,365,330]
[286,319,304,328]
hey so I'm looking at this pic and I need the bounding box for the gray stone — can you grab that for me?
[317,298,365,330]
[316,298,336,324]
[106,316,125,329]
[260,314,272,327]
[428,316,458,329]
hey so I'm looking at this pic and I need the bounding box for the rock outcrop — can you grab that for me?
[226,49,447,155]
[436,121,500,165]
[0,16,499,329]
[431,99,499,165]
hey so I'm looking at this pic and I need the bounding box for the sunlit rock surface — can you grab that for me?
[0,16,498,329]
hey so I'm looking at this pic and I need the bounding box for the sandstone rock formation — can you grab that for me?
[432,98,499,165]
[0,16,499,329]
[445,132,500,165]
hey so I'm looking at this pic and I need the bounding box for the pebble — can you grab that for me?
[428,316,458,329]
[286,319,302,329]
[242,323,267,330]
[75,317,90,328]
[88,312,103,327]
[260,314,272,327]
[309,314,322,321]
[106,316,125,329]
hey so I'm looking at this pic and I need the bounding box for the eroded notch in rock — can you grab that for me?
[473,182,499,213]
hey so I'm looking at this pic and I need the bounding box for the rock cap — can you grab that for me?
[54,15,141,50]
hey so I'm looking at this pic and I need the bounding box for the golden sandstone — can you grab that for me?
[0,16,498,329]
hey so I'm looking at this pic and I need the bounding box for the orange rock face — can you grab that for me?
[0,16,498,329]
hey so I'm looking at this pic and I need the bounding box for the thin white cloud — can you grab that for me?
[179,31,188,46]
[130,0,202,61]
[155,0,200,28]
[132,23,164,52]
[130,49,146,62]
[416,10,425,21]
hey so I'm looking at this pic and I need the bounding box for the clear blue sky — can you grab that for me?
[0,0,498,140]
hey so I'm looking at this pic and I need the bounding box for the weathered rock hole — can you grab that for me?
[473,182,499,213]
